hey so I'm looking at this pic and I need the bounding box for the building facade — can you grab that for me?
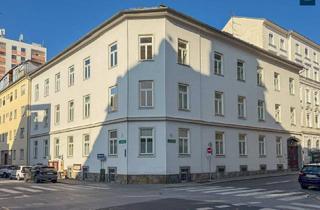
[223,17,320,164]
[0,61,40,165]
[29,7,302,183]
[0,32,46,78]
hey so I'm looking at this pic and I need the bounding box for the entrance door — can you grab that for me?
[4,153,8,165]
[287,139,299,170]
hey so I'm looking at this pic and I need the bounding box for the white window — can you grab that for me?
[274,72,280,91]
[20,149,24,160]
[305,48,309,58]
[43,139,48,158]
[315,91,319,105]
[83,57,91,80]
[83,95,90,119]
[314,52,318,63]
[67,136,74,157]
[108,130,118,155]
[239,134,247,156]
[237,60,245,81]
[314,70,319,82]
[275,104,281,123]
[140,128,154,155]
[280,39,285,50]
[258,100,265,120]
[83,134,90,156]
[214,52,223,75]
[54,138,60,158]
[215,91,224,116]
[306,112,312,127]
[289,78,295,95]
[44,78,49,97]
[178,128,190,154]
[276,137,283,156]
[295,43,300,54]
[33,140,38,159]
[315,112,320,128]
[259,135,266,156]
[21,84,26,96]
[34,84,39,101]
[68,65,75,86]
[268,33,274,45]
[44,109,49,128]
[257,67,263,86]
[300,86,303,103]
[139,36,153,60]
[109,42,118,68]
[305,89,311,104]
[33,112,39,130]
[238,96,246,118]
[108,85,118,112]
[139,81,153,108]
[177,39,189,65]
[290,107,296,125]
[54,104,60,125]
[55,72,60,92]
[68,100,74,122]
[178,84,189,110]
[215,132,224,156]
[307,139,312,153]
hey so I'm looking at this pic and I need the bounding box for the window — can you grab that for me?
[305,48,309,58]
[259,135,266,156]
[109,42,118,68]
[237,60,245,81]
[20,149,24,160]
[275,104,281,123]
[20,128,24,138]
[177,39,189,65]
[139,36,153,60]
[315,91,319,106]
[307,139,312,153]
[33,141,38,159]
[215,91,224,116]
[139,81,153,108]
[238,96,246,118]
[34,112,39,130]
[83,57,91,80]
[290,107,296,125]
[68,100,74,122]
[280,39,285,50]
[108,130,118,155]
[34,84,39,101]
[276,137,283,156]
[108,85,118,112]
[12,45,17,51]
[315,112,320,128]
[44,109,49,128]
[83,134,90,156]
[139,128,154,155]
[306,112,312,127]
[305,89,311,104]
[68,65,75,86]
[257,68,263,86]
[215,132,224,156]
[274,72,280,91]
[178,128,190,154]
[55,73,60,92]
[314,52,318,63]
[67,136,74,157]
[295,43,300,54]
[54,104,60,125]
[44,78,49,97]
[83,95,90,118]
[178,84,189,110]
[43,139,48,158]
[214,52,223,75]
[12,150,16,161]
[20,84,26,96]
[289,78,295,95]
[54,138,60,158]
[268,33,274,45]
[239,134,247,156]
[314,70,319,82]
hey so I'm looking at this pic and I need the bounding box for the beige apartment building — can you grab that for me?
[0,30,46,78]
[223,17,320,164]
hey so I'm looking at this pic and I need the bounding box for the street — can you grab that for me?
[0,174,319,210]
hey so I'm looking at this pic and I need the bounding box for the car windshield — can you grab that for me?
[41,167,56,172]
[302,166,320,173]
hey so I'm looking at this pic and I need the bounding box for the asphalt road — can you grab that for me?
[0,174,319,210]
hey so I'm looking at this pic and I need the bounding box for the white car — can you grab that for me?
[10,166,31,180]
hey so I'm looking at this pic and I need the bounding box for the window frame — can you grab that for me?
[109,42,118,68]
[83,134,90,157]
[214,91,224,116]
[83,94,91,119]
[108,85,118,112]
[139,128,154,155]
[83,57,91,80]
[213,52,223,76]
[138,35,154,61]
[139,80,154,108]
[215,131,225,156]
[67,136,74,157]
[178,128,190,155]
[177,39,189,65]
[108,130,118,156]
[178,83,190,111]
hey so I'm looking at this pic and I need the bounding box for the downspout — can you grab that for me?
[126,19,129,184]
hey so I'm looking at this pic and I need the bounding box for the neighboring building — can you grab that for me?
[29,6,302,184]
[0,30,46,78]
[223,17,320,164]
[0,60,40,165]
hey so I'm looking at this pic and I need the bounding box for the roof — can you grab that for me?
[30,5,303,78]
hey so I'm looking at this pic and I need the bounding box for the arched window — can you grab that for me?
[307,139,312,153]
[316,140,320,151]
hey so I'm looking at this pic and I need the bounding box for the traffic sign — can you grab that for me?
[207,147,213,154]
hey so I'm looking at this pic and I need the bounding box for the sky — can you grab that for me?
[0,0,319,60]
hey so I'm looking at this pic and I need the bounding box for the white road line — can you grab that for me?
[232,203,247,206]
[173,187,201,191]
[217,188,264,195]
[29,185,59,191]
[0,188,21,194]
[14,187,42,193]
[187,186,223,192]
[291,202,320,209]
[196,208,213,210]
[259,208,277,210]
[49,185,78,191]
[278,195,309,201]
[247,202,261,205]
[265,180,291,185]
[275,205,312,210]
[236,190,283,197]
[215,205,230,208]
[256,192,304,199]
[202,187,236,194]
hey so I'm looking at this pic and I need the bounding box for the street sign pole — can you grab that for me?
[207,143,213,181]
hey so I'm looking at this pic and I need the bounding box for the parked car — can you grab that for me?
[0,165,14,178]
[10,166,31,180]
[298,163,320,189]
[24,165,58,183]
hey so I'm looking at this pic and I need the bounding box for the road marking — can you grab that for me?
[215,205,230,208]
[265,180,291,185]
[247,202,261,205]
[232,203,247,206]
[196,208,213,210]
[202,187,236,193]
[0,188,21,194]
[278,195,309,201]
[291,202,320,209]
[204,200,226,203]
[49,185,78,191]
[275,205,312,210]
[259,208,277,210]
[29,185,59,191]
[236,190,283,197]
[256,192,304,199]
[14,187,42,193]
[187,186,223,192]
[217,188,264,195]
[54,184,110,190]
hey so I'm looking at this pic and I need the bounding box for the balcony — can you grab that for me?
[0,56,5,64]
[0,48,6,54]
[11,59,17,64]
[20,51,26,57]
[11,50,17,55]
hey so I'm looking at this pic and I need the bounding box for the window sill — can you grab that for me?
[214,73,224,77]
[280,48,287,53]
[108,110,118,113]
[258,119,265,122]
[216,155,225,158]
[238,116,246,120]
[274,89,280,92]
[237,79,246,83]
[268,43,276,48]
[139,106,154,110]
[108,65,118,70]
[138,154,155,158]
[215,114,224,117]
[295,52,302,57]
[259,155,267,158]
[139,59,154,62]
[239,155,248,158]
[177,62,190,67]
[277,155,283,158]
[178,154,191,158]
[108,154,118,158]
[178,108,190,112]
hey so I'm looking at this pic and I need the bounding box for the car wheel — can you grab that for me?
[52,180,57,183]
[301,184,308,189]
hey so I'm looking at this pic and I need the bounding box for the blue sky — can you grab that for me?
[1,0,319,59]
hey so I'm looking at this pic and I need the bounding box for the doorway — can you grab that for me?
[287,138,299,170]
